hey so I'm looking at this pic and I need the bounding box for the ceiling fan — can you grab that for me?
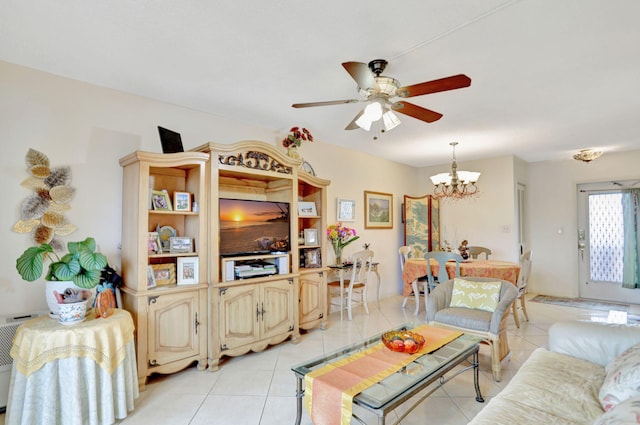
[292,59,471,133]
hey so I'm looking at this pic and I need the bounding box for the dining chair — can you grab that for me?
[468,246,492,260]
[400,246,420,314]
[512,250,533,328]
[423,251,463,292]
[427,277,518,381]
[328,249,374,320]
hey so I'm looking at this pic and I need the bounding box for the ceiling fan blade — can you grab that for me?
[345,108,365,130]
[391,101,443,123]
[292,99,360,108]
[396,74,471,98]
[342,62,378,90]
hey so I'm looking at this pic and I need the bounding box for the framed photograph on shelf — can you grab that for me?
[177,257,199,285]
[147,266,157,288]
[364,190,393,229]
[148,232,162,254]
[151,263,176,285]
[173,191,192,212]
[151,190,172,211]
[169,237,193,253]
[298,201,317,217]
[337,198,356,222]
[303,228,318,245]
[304,248,322,268]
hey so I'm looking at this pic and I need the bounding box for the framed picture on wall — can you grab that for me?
[337,198,356,222]
[364,191,393,229]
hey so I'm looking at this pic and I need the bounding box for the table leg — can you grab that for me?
[340,269,344,321]
[373,266,381,310]
[294,376,303,425]
[473,349,484,403]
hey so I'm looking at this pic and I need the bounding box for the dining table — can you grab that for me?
[402,258,520,314]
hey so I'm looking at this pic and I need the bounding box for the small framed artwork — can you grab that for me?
[147,266,157,288]
[148,232,163,254]
[173,191,192,212]
[364,190,393,229]
[304,248,322,268]
[151,190,172,211]
[177,257,199,285]
[298,201,317,216]
[151,263,176,285]
[337,198,356,222]
[169,237,193,253]
[303,228,318,245]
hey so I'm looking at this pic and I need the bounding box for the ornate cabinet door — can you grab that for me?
[218,284,261,351]
[299,271,326,329]
[403,194,440,255]
[148,291,201,366]
[261,279,295,340]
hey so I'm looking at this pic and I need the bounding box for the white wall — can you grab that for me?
[528,151,640,298]
[0,61,422,316]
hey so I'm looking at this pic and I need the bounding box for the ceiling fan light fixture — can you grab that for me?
[355,115,373,131]
[382,110,401,131]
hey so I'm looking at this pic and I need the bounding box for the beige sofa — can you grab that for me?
[468,320,640,425]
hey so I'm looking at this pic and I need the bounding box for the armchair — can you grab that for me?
[427,277,518,381]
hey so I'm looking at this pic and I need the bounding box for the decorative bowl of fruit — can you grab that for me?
[381,330,425,354]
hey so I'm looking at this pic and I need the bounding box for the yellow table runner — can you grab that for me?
[304,325,463,425]
[10,309,135,376]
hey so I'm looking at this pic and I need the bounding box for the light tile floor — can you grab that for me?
[2,294,638,425]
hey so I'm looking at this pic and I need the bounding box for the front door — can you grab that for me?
[577,181,640,303]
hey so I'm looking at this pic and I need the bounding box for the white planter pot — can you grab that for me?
[45,280,95,318]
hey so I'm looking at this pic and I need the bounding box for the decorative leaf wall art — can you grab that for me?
[13,148,77,247]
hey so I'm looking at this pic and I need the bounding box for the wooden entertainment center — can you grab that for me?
[120,141,330,385]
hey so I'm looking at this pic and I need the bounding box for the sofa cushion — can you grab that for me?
[599,342,640,412]
[594,395,640,425]
[449,278,501,312]
[468,348,605,424]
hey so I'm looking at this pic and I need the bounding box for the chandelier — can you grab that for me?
[430,142,480,199]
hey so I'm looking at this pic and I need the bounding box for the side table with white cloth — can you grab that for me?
[6,309,139,425]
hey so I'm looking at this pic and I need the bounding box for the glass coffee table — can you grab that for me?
[291,324,484,425]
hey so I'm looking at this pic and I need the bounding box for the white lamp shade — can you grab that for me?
[382,110,401,131]
[430,173,451,185]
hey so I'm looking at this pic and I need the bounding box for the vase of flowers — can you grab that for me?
[282,126,313,159]
[326,222,359,265]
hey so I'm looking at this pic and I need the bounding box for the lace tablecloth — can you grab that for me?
[6,309,139,425]
[402,259,520,296]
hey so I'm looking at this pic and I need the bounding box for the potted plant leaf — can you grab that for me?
[16,237,108,321]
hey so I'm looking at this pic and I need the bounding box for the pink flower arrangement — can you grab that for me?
[326,222,359,251]
[282,126,313,148]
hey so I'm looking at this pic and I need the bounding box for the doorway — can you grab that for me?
[577,181,640,304]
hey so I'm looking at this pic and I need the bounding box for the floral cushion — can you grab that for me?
[449,278,501,312]
[599,342,640,412]
[593,395,640,425]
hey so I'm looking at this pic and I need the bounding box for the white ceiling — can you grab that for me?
[1,0,639,167]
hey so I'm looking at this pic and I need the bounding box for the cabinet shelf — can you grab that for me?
[149,210,199,216]
[149,252,199,259]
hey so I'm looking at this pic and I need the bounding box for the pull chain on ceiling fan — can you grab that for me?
[292,59,471,133]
